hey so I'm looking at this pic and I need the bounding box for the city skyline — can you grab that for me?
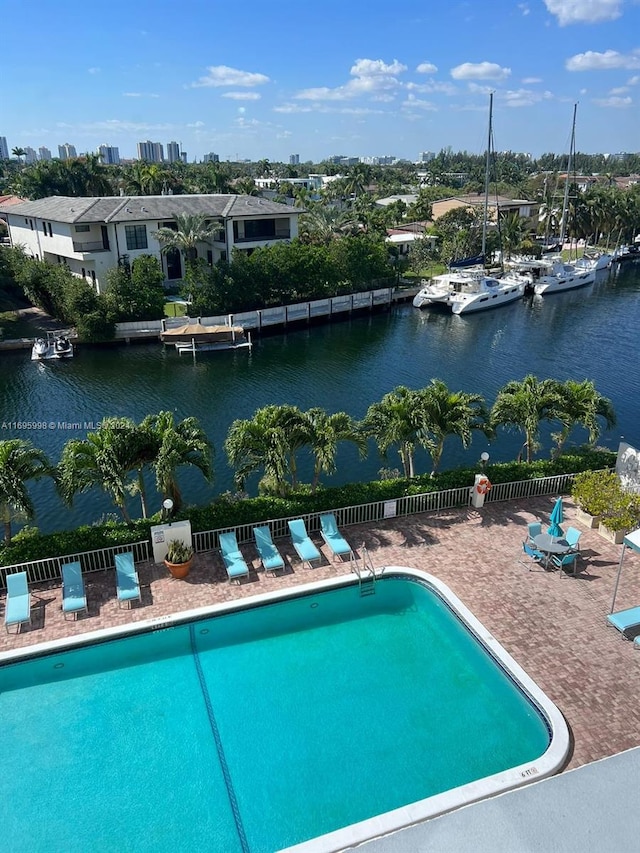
[2,0,639,163]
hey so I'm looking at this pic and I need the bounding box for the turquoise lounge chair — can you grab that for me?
[320,513,353,561]
[61,561,88,620]
[219,532,250,584]
[288,519,321,569]
[115,552,141,609]
[253,526,285,575]
[607,606,640,636]
[4,572,31,634]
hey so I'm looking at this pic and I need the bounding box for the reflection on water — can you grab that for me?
[1,263,638,534]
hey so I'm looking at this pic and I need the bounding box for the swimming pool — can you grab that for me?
[0,569,569,852]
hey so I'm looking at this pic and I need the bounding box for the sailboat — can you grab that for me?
[534,105,597,296]
[446,94,526,315]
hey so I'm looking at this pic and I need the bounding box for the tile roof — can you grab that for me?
[0,194,297,223]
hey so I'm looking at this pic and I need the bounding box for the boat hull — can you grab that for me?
[450,285,524,315]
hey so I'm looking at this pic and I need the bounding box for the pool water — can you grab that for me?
[0,577,551,852]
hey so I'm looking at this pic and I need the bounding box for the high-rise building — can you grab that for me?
[39,146,52,161]
[0,136,9,160]
[137,140,164,162]
[24,147,38,164]
[289,154,300,165]
[419,151,435,163]
[58,143,77,160]
[166,141,181,163]
[202,152,220,163]
[98,144,120,165]
[180,151,188,164]
[58,143,76,160]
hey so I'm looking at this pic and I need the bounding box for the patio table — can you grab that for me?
[533,533,572,569]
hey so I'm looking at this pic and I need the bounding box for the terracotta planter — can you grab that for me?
[164,556,194,579]
[597,524,625,545]
[575,507,601,529]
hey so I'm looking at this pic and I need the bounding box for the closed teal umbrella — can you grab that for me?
[548,497,564,537]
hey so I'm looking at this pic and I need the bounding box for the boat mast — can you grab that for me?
[559,103,577,248]
[482,92,493,260]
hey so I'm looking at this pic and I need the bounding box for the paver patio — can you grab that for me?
[2,495,640,773]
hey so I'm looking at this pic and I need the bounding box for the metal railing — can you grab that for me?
[0,540,150,589]
[0,471,580,588]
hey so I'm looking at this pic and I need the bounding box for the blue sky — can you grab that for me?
[2,0,639,163]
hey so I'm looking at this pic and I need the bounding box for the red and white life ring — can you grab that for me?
[476,477,492,495]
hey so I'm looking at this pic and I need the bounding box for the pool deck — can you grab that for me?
[2,495,640,774]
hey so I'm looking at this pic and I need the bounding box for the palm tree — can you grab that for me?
[154,213,218,271]
[302,408,367,490]
[11,147,26,167]
[59,422,136,522]
[500,212,526,260]
[363,386,427,478]
[224,405,305,496]
[552,380,616,457]
[141,411,212,513]
[490,375,564,462]
[420,380,490,475]
[0,439,52,543]
[299,205,359,243]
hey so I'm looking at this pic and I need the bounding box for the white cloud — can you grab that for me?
[544,0,623,26]
[522,77,542,84]
[222,91,261,100]
[610,85,630,94]
[276,130,292,139]
[566,49,640,71]
[416,61,438,74]
[502,88,554,107]
[237,107,246,115]
[190,65,270,88]
[451,61,511,81]
[187,121,205,128]
[518,3,530,14]
[628,75,640,85]
[88,67,100,75]
[123,92,159,99]
[273,103,314,113]
[593,94,633,106]
[402,94,437,111]
[407,80,457,95]
[467,82,494,96]
[295,57,406,101]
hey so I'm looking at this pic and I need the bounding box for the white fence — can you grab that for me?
[0,471,577,588]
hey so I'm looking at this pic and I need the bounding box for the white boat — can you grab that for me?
[413,273,461,308]
[161,320,252,354]
[31,331,74,361]
[449,273,525,315]
[534,104,597,296]
[574,250,612,271]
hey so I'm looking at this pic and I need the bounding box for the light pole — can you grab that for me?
[480,451,490,472]
[163,498,174,524]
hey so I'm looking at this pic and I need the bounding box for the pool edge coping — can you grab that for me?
[0,566,571,853]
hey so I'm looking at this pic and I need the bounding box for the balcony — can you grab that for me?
[234,231,290,244]
[73,240,109,253]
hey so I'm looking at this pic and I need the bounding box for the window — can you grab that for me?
[125,224,148,250]
[75,224,90,233]
[90,270,96,285]
[81,267,86,278]
[244,219,276,240]
[206,250,213,265]
[29,219,33,230]
[48,223,52,237]
[24,218,28,225]
[42,222,47,235]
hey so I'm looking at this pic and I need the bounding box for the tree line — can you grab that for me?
[0,376,615,543]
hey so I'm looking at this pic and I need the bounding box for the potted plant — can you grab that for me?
[571,469,615,528]
[599,491,640,545]
[164,539,194,579]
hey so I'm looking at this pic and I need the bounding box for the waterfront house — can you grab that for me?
[0,194,301,293]
[431,193,535,221]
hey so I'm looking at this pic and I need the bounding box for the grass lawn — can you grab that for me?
[164,301,188,318]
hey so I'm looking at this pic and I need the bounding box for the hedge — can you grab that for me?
[0,447,617,567]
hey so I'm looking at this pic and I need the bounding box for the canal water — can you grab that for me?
[1,263,638,535]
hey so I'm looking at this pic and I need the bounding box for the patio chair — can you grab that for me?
[527,521,542,543]
[115,551,141,609]
[551,550,582,577]
[4,571,31,634]
[320,513,354,562]
[253,526,285,575]
[564,527,582,550]
[61,561,88,620]
[607,606,640,636]
[288,519,322,569]
[518,540,546,570]
[219,532,250,584]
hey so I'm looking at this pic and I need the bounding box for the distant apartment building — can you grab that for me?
[166,141,181,163]
[202,152,220,163]
[39,146,52,161]
[180,151,188,164]
[418,151,435,163]
[289,154,300,165]
[23,147,38,165]
[58,143,77,160]
[137,140,164,162]
[98,144,120,165]
[0,136,9,160]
